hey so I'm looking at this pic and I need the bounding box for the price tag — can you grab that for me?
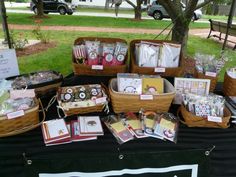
[95,97,107,104]
[205,72,217,77]
[207,116,222,123]
[7,110,25,120]
[140,95,154,100]
[92,65,103,70]
[154,67,166,73]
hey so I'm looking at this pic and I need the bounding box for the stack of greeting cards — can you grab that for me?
[41,117,103,146]
[117,73,164,95]
[41,119,71,146]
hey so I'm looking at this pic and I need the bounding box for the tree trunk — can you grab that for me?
[134,0,142,20]
[104,0,110,10]
[171,20,190,54]
[37,0,44,16]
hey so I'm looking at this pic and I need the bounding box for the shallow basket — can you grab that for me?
[7,71,63,97]
[178,105,231,129]
[194,70,218,92]
[130,39,184,77]
[223,71,236,96]
[109,78,175,113]
[72,37,128,76]
[0,99,45,138]
[60,104,106,117]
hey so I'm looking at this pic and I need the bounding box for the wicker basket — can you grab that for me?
[57,85,108,116]
[0,99,45,137]
[178,105,231,128]
[7,71,63,97]
[109,78,175,113]
[194,70,218,92]
[72,37,128,76]
[130,39,184,77]
[61,104,105,116]
[223,71,236,96]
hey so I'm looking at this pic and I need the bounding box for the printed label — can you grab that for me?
[207,116,222,123]
[140,95,154,100]
[95,97,107,104]
[205,72,217,77]
[7,110,25,120]
[154,67,166,73]
[92,65,103,70]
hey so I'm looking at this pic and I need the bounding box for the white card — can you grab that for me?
[140,94,154,100]
[207,116,222,123]
[154,67,166,73]
[7,110,25,119]
[0,49,19,79]
[92,65,103,70]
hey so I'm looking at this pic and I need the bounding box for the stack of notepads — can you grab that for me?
[225,96,236,124]
[41,116,104,146]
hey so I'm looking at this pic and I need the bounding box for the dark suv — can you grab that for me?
[30,0,75,15]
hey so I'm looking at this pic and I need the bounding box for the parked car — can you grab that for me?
[30,0,76,15]
[147,1,202,20]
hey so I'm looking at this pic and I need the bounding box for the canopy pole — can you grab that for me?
[0,0,12,49]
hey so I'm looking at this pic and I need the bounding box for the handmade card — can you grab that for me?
[174,78,210,104]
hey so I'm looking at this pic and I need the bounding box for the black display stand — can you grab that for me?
[0,74,235,177]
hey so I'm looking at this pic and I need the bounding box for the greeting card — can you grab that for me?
[142,77,164,94]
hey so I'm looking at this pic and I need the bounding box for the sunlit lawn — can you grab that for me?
[0,29,235,82]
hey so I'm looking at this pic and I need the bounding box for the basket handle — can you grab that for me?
[0,98,46,138]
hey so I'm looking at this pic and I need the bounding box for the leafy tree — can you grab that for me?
[158,0,214,53]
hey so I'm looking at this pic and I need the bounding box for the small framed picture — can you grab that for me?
[174,78,211,104]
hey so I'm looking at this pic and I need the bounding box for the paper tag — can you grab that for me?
[92,65,103,70]
[154,67,166,73]
[10,89,35,99]
[207,116,222,123]
[7,110,25,120]
[205,72,217,77]
[140,94,154,100]
[95,97,107,104]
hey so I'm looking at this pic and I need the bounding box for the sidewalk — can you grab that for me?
[1,24,236,49]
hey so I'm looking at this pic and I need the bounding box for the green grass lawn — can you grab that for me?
[0,30,234,81]
[5,13,209,29]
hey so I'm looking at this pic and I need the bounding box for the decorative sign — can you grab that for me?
[39,165,198,177]
[0,49,19,79]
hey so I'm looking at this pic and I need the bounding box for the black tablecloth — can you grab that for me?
[0,75,235,177]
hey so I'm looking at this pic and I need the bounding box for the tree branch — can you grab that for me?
[185,0,198,20]
[124,0,136,8]
[196,0,214,10]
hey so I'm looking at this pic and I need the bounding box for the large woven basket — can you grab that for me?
[178,105,231,128]
[109,78,175,113]
[7,71,63,97]
[130,39,184,77]
[0,99,45,137]
[72,37,128,76]
[194,70,217,92]
[223,71,236,96]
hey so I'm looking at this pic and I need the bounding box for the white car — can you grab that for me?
[147,1,202,20]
